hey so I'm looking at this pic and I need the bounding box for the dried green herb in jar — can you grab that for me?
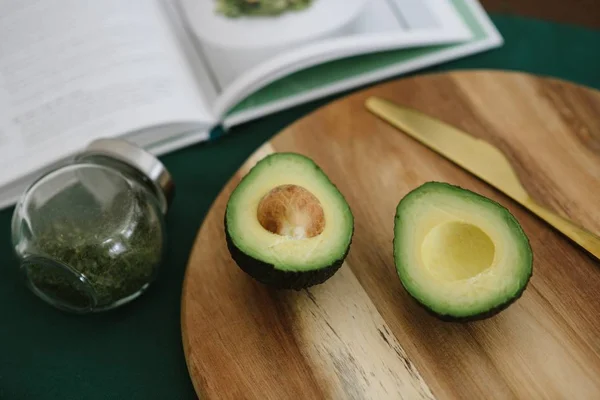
[12,138,171,313]
[27,212,162,308]
[216,0,314,17]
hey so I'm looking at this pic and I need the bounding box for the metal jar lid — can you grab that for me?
[76,138,174,214]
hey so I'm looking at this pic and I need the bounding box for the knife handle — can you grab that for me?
[524,198,600,261]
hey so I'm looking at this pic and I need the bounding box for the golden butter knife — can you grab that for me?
[365,96,600,261]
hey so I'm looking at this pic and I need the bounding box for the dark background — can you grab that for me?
[481,0,599,28]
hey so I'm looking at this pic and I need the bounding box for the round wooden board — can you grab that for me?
[181,71,600,400]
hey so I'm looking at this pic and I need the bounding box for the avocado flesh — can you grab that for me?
[394,182,532,320]
[225,153,354,289]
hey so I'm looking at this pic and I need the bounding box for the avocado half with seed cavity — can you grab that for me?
[393,182,533,321]
[225,153,354,290]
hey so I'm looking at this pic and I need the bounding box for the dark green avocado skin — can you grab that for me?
[225,217,352,290]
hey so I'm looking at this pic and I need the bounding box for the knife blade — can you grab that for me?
[365,96,529,202]
[364,96,600,261]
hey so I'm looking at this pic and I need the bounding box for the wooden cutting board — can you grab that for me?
[181,70,600,400]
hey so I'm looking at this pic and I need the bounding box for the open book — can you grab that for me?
[0,0,502,209]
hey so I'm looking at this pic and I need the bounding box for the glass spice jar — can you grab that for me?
[11,139,174,313]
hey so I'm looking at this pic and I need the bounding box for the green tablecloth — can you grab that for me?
[1,15,599,400]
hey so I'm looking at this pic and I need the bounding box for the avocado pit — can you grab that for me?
[257,184,325,239]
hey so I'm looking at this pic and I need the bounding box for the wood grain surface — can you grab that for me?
[181,71,600,400]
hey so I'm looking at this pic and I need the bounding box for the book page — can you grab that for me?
[220,0,501,126]
[162,0,220,108]
[178,0,471,115]
[0,0,215,188]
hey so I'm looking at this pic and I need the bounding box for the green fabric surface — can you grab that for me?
[1,15,599,400]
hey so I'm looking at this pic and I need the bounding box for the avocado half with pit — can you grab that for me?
[393,182,533,321]
[225,152,354,290]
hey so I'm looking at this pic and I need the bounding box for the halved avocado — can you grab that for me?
[393,182,533,321]
[225,152,354,290]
